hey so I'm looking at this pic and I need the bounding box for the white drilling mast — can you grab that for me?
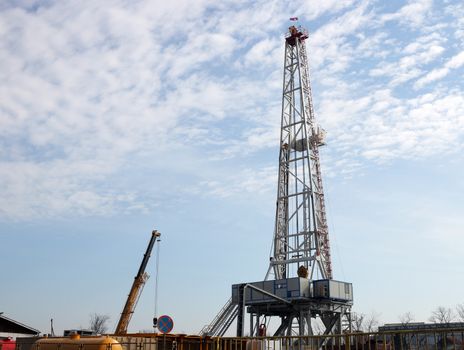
[202,22,352,339]
[266,24,332,282]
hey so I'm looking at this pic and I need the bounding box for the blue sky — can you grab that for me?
[1,0,464,336]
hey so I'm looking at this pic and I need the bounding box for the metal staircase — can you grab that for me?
[200,298,238,336]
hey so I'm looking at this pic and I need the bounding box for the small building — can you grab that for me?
[0,313,40,340]
[379,322,464,331]
[379,322,464,350]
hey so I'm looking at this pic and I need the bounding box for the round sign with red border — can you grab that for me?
[157,315,174,334]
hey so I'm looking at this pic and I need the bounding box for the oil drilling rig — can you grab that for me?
[201,23,353,337]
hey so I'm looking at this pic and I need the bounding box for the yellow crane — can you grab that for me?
[115,230,161,335]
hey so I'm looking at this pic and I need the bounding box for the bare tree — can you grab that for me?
[429,306,455,323]
[351,312,365,332]
[89,313,110,334]
[349,311,380,333]
[364,311,380,332]
[456,304,464,322]
[399,312,415,325]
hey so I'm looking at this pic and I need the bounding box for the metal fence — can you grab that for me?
[6,329,464,350]
[217,329,464,350]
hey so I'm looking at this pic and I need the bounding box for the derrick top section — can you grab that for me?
[286,25,309,45]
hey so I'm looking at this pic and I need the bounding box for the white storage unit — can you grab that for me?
[312,279,353,301]
[232,278,311,304]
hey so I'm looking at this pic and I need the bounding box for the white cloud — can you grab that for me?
[0,0,297,219]
[301,0,357,20]
[368,34,446,86]
[1,0,463,220]
[243,38,281,67]
[355,32,389,58]
[444,2,464,41]
[309,1,372,71]
[414,50,464,88]
[0,158,145,220]
[193,166,277,198]
[447,50,464,68]
[380,0,433,28]
[357,91,464,161]
[315,81,464,165]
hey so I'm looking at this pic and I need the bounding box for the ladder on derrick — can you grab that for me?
[200,298,238,336]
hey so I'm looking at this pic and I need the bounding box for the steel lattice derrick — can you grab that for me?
[267,25,332,281]
[203,25,352,339]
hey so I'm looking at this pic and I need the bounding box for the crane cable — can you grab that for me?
[153,236,161,326]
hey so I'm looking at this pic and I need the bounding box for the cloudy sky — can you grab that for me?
[1,0,464,335]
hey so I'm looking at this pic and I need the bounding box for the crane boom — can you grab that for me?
[115,230,161,335]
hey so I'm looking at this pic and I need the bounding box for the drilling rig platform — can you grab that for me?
[201,23,353,338]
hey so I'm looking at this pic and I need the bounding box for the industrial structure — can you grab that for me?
[201,23,352,338]
[115,230,161,335]
[0,313,40,340]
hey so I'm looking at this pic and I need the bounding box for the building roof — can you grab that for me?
[0,313,40,335]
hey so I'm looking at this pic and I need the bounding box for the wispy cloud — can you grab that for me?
[0,0,463,220]
[414,51,464,89]
[379,0,433,28]
[369,33,446,86]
